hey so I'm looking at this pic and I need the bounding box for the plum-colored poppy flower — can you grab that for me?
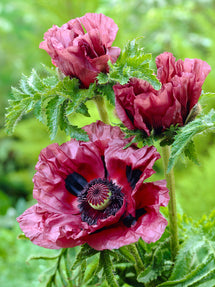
[17,121,169,250]
[39,13,120,88]
[113,52,211,136]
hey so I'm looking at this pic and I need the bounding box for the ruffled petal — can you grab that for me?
[33,140,105,213]
[83,121,125,153]
[156,52,177,83]
[133,208,168,244]
[39,13,120,88]
[17,204,84,249]
[79,13,119,47]
[85,208,168,250]
[133,180,169,208]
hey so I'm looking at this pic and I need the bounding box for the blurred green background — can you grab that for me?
[1,0,215,286]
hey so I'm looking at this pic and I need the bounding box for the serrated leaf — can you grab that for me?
[96,83,115,105]
[184,140,199,165]
[6,66,95,140]
[167,109,215,173]
[28,69,45,92]
[108,37,161,89]
[158,254,215,287]
[72,244,99,271]
[5,104,25,134]
[137,266,159,284]
[76,103,90,117]
[10,87,28,100]
[100,250,119,287]
[66,125,89,141]
[19,74,36,95]
[157,212,215,286]
[83,256,100,284]
[97,72,109,84]
[42,76,58,87]
[46,96,65,140]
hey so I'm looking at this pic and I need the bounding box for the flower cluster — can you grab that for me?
[17,13,211,253]
[17,121,169,250]
[113,52,211,135]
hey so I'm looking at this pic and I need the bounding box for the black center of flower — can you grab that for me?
[78,178,124,225]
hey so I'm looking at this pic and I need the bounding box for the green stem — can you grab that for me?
[161,145,179,260]
[127,244,144,272]
[100,250,119,287]
[94,95,110,124]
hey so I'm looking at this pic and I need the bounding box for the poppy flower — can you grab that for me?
[39,13,120,88]
[17,121,169,250]
[113,52,211,136]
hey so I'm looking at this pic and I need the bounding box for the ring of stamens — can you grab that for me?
[78,178,124,225]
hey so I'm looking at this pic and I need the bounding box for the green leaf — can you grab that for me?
[19,74,36,95]
[117,246,136,264]
[17,233,30,240]
[28,69,45,92]
[100,37,161,89]
[76,103,90,117]
[6,67,95,140]
[167,109,215,173]
[184,140,199,165]
[72,244,99,271]
[45,96,65,140]
[97,72,109,84]
[157,211,215,286]
[137,266,159,284]
[26,254,61,264]
[158,254,215,287]
[96,83,116,105]
[5,104,26,134]
[83,256,100,284]
[100,250,119,287]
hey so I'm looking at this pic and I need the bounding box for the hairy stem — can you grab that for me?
[100,250,119,287]
[127,244,144,272]
[161,145,179,260]
[94,95,110,124]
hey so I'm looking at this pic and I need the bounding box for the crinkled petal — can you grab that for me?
[85,208,168,250]
[133,208,168,244]
[133,180,169,208]
[78,13,119,47]
[105,141,160,215]
[17,204,84,249]
[39,13,120,88]
[156,52,177,83]
[114,83,136,130]
[83,120,125,153]
[33,140,104,213]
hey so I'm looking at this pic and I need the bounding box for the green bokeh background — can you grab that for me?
[0,0,215,285]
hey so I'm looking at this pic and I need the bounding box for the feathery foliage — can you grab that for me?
[167,109,215,172]
[5,67,95,141]
[97,37,161,90]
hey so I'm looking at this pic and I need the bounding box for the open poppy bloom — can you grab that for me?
[113,52,211,136]
[17,121,169,250]
[39,13,120,88]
